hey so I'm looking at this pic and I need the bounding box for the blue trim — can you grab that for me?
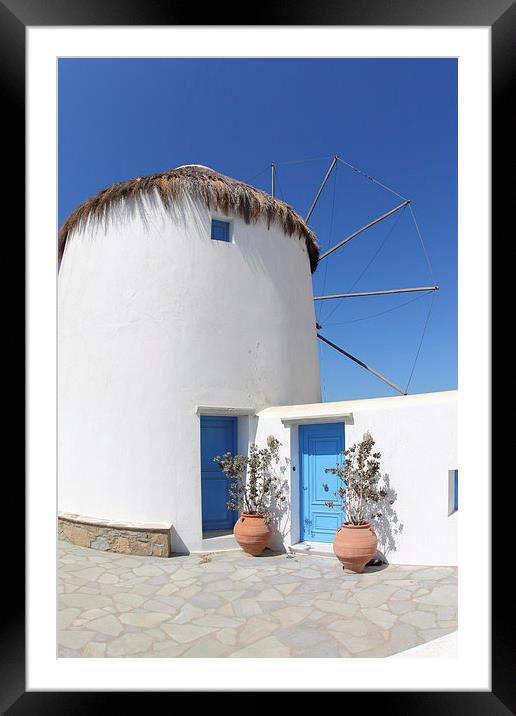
[200,416,237,530]
[211,219,230,242]
[454,469,458,512]
[299,422,345,543]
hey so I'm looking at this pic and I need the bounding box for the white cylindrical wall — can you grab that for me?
[58,191,321,551]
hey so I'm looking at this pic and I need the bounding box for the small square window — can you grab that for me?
[211,219,230,242]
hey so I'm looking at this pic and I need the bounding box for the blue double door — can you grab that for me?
[300,422,345,543]
[200,416,237,531]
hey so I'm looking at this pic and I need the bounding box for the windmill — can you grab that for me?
[269,155,439,396]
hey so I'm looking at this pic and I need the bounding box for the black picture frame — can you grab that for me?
[6,0,508,710]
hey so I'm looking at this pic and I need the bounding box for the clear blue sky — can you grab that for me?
[58,58,457,401]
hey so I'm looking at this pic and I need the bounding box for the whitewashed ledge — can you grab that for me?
[389,631,457,658]
[58,511,172,532]
[58,512,172,557]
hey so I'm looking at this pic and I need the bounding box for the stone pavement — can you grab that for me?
[58,540,457,658]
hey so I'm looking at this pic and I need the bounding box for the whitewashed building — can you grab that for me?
[58,165,457,565]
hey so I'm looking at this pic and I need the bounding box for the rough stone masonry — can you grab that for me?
[58,513,171,557]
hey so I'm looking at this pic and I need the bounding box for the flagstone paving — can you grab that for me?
[58,540,457,658]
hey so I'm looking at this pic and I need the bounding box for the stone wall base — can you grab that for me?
[58,513,172,557]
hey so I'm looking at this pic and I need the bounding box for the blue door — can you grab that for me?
[300,422,345,542]
[201,416,237,531]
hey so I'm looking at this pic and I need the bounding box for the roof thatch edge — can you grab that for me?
[58,165,319,272]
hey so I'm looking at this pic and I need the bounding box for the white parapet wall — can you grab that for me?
[256,390,458,566]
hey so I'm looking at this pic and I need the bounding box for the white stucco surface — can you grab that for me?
[256,391,458,566]
[58,192,320,552]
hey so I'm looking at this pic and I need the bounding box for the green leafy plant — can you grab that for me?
[323,431,393,526]
[214,436,288,524]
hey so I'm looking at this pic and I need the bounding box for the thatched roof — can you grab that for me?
[58,164,319,271]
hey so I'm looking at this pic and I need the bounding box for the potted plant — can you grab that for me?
[214,436,287,556]
[323,431,392,573]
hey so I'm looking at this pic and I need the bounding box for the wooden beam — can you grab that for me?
[305,156,338,222]
[318,200,410,261]
[314,286,439,300]
[317,333,407,395]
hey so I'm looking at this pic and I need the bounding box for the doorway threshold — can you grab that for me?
[290,541,335,558]
[191,529,241,554]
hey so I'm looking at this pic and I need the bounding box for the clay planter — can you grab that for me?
[233,513,272,556]
[333,521,378,573]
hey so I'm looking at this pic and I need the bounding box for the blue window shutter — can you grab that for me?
[454,470,458,511]
[211,219,230,242]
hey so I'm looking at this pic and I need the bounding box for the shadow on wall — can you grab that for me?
[80,191,209,249]
[370,472,403,563]
[170,525,190,556]
[269,456,291,551]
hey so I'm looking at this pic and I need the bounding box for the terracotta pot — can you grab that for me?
[333,521,378,573]
[233,513,272,556]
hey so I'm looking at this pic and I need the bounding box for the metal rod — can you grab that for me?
[314,286,439,301]
[305,156,338,223]
[318,200,410,261]
[317,333,407,395]
[271,163,275,199]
